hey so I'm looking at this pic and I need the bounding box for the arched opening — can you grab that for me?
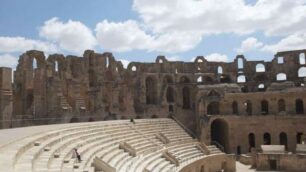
[261,100,269,115]
[276,73,287,81]
[217,66,223,74]
[299,53,305,65]
[298,67,306,77]
[297,132,303,144]
[245,100,252,116]
[55,61,59,72]
[106,57,109,68]
[263,133,271,145]
[131,66,137,71]
[278,99,286,112]
[237,75,246,83]
[70,117,79,123]
[26,94,34,109]
[258,84,265,91]
[238,58,244,69]
[256,63,265,72]
[182,87,191,109]
[296,99,304,114]
[146,76,157,105]
[211,119,229,153]
[166,87,175,103]
[248,133,256,152]
[169,105,174,113]
[88,117,94,122]
[278,56,284,64]
[33,58,38,69]
[197,76,203,83]
[279,132,288,150]
[207,102,219,115]
[232,101,238,115]
[237,146,241,155]
[163,75,173,84]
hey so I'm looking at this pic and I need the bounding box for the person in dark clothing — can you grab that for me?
[73,148,81,162]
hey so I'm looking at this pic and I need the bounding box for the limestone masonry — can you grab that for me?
[0,49,306,155]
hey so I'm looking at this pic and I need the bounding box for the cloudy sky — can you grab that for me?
[1,0,306,69]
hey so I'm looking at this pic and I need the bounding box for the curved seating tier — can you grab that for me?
[0,118,221,172]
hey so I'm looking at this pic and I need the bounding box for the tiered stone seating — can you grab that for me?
[0,118,222,172]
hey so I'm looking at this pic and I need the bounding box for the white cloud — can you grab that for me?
[118,59,130,68]
[0,37,57,53]
[205,53,228,62]
[133,0,306,36]
[95,20,201,53]
[39,17,96,54]
[96,20,153,52]
[0,54,18,68]
[236,37,263,53]
[262,33,306,53]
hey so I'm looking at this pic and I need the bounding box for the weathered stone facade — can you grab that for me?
[0,49,306,154]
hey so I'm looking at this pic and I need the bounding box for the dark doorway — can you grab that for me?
[279,132,288,150]
[297,132,303,144]
[232,101,238,115]
[146,77,157,105]
[248,133,255,152]
[245,100,252,116]
[296,99,304,114]
[264,133,271,145]
[237,146,241,155]
[168,105,173,113]
[182,87,190,109]
[211,119,229,153]
[166,87,174,103]
[261,100,269,115]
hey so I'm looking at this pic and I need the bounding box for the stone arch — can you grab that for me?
[248,133,256,152]
[276,73,287,81]
[261,100,269,115]
[232,101,238,115]
[263,132,271,145]
[279,132,288,150]
[278,99,286,112]
[211,119,229,153]
[217,66,223,74]
[207,102,219,115]
[220,75,231,83]
[166,86,175,103]
[182,87,191,109]
[197,76,203,83]
[146,76,158,105]
[156,56,167,63]
[163,75,174,84]
[237,58,244,69]
[256,63,265,72]
[296,99,304,114]
[237,75,246,83]
[298,67,306,77]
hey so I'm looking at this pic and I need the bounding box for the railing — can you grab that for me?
[171,115,197,139]
[211,140,225,152]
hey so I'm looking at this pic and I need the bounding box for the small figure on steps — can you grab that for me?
[73,148,81,162]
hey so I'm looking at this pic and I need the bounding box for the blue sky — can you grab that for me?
[1,0,306,68]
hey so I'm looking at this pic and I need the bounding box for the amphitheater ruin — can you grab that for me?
[0,49,306,171]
